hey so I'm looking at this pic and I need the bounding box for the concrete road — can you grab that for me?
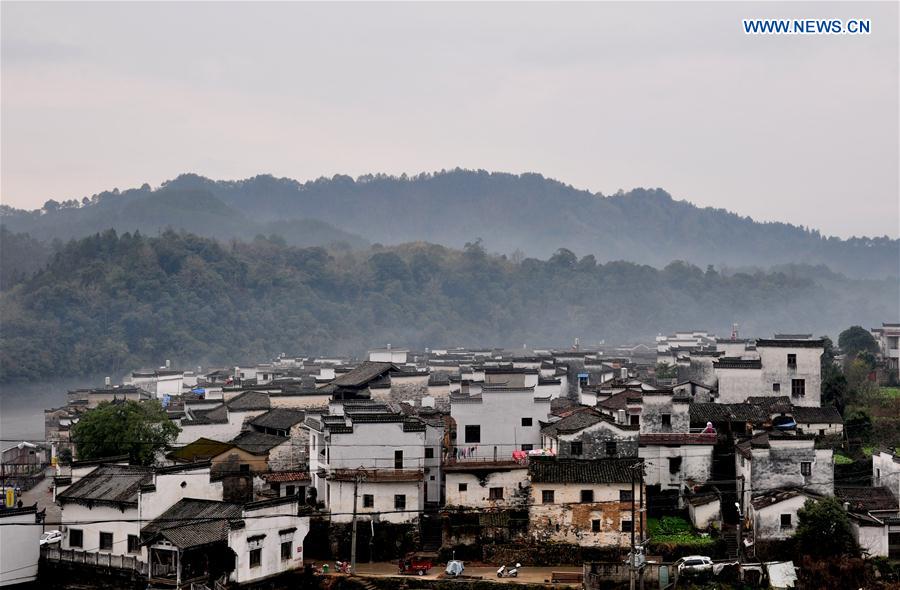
[350,562,582,585]
[19,468,61,526]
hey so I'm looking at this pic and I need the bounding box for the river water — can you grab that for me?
[0,379,100,442]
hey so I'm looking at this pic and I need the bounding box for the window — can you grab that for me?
[394,494,406,510]
[69,529,83,548]
[606,441,617,456]
[570,441,583,456]
[425,448,435,459]
[591,519,601,533]
[99,532,113,551]
[285,485,295,497]
[661,414,671,428]
[363,494,374,508]
[668,457,683,474]
[791,379,805,397]
[801,461,812,476]
[620,490,633,502]
[630,415,640,426]
[787,354,797,368]
[580,489,595,503]
[780,514,792,528]
[773,383,781,392]
[394,450,404,469]
[127,535,140,554]
[579,375,589,388]
[542,490,555,504]
[521,444,533,451]
[621,520,633,532]
[458,483,468,492]
[281,541,292,560]
[521,417,533,427]
[239,464,250,473]
[489,487,504,500]
[250,548,262,568]
[464,425,481,443]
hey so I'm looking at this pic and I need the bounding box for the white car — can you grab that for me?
[39,530,63,546]
[675,555,713,575]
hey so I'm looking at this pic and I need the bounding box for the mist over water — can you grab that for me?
[0,378,100,441]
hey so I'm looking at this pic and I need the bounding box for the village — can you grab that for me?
[2,325,899,590]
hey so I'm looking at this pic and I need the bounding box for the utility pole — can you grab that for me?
[638,463,645,590]
[350,467,366,575]
[629,464,636,590]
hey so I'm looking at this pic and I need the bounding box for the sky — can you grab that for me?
[1,2,898,239]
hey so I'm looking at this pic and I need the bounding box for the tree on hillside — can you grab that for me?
[838,326,879,359]
[71,400,180,465]
[795,497,859,558]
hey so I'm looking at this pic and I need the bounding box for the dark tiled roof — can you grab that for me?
[792,406,843,424]
[230,431,288,454]
[226,390,271,411]
[835,486,899,512]
[640,433,716,445]
[57,464,153,506]
[168,438,235,462]
[328,362,398,388]
[141,498,242,548]
[598,390,643,411]
[263,470,312,483]
[751,487,821,510]
[528,458,638,485]
[250,408,305,430]
[757,338,824,348]
[714,359,762,369]
[542,408,637,437]
[745,396,792,410]
[690,403,768,424]
[328,468,423,482]
[187,404,228,425]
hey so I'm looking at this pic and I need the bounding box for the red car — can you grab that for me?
[398,554,434,576]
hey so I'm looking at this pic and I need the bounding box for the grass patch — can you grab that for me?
[881,387,900,399]
[647,516,715,550]
[834,454,854,465]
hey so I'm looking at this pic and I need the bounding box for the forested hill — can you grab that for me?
[1,230,896,383]
[2,170,896,279]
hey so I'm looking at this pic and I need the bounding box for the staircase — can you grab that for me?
[723,524,739,559]
[420,511,442,552]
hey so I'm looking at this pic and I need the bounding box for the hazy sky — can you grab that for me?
[2,2,897,238]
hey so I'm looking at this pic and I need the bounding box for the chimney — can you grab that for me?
[104,376,111,387]
[617,409,626,424]
[165,359,171,369]
[387,343,391,351]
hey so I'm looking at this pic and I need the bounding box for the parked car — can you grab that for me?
[39,530,63,546]
[675,555,713,575]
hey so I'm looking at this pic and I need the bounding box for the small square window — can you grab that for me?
[542,490,555,504]
[801,461,812,476]
[521,444,534,451]
[620,490,633,502]
[239,464,250,473]
[127,534,140,554]
[425,448,435,459]
[250,548,262,568]
[787,354,797,368]
[465,425,481,443]
[591,519,601,533]
[363,494,374,508]
[281,540,292,560]
[99,532,113,551]
[394,450,404,469]
[606,441,617,456]
[570,441,583,456]
[394,494,406,510]
[630,415,640,426]
[285,485,295,496]
[69,529,83,548]
[780,514,792,528]
[489,487,504,500]
[521,417,533,427]
[458,483,468,492]
[669,457,682,474]
[773,383,781,392]
[661,413,671,428]
[621,520,633,532]
[580,489,594,503]
[792,379,806,397]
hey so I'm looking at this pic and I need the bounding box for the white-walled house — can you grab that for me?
[639,433,716,494]
[142,496,309,588]
[749,488,822,541]
[443,461,529,509]
[836,486,900,558]
[451,385,551,460]
[0,504,41,587]
[528,458,644,548]
[874,449,900,500]
[715,339,824,407]
[326,469,424,524]
[540,408,639,459]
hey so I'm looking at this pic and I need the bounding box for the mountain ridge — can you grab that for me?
[2,169,897,279]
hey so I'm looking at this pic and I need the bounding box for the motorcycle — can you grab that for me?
[335,560,352,574]
[497,563,521,578]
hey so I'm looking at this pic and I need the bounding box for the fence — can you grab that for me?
[41,545,147,575]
